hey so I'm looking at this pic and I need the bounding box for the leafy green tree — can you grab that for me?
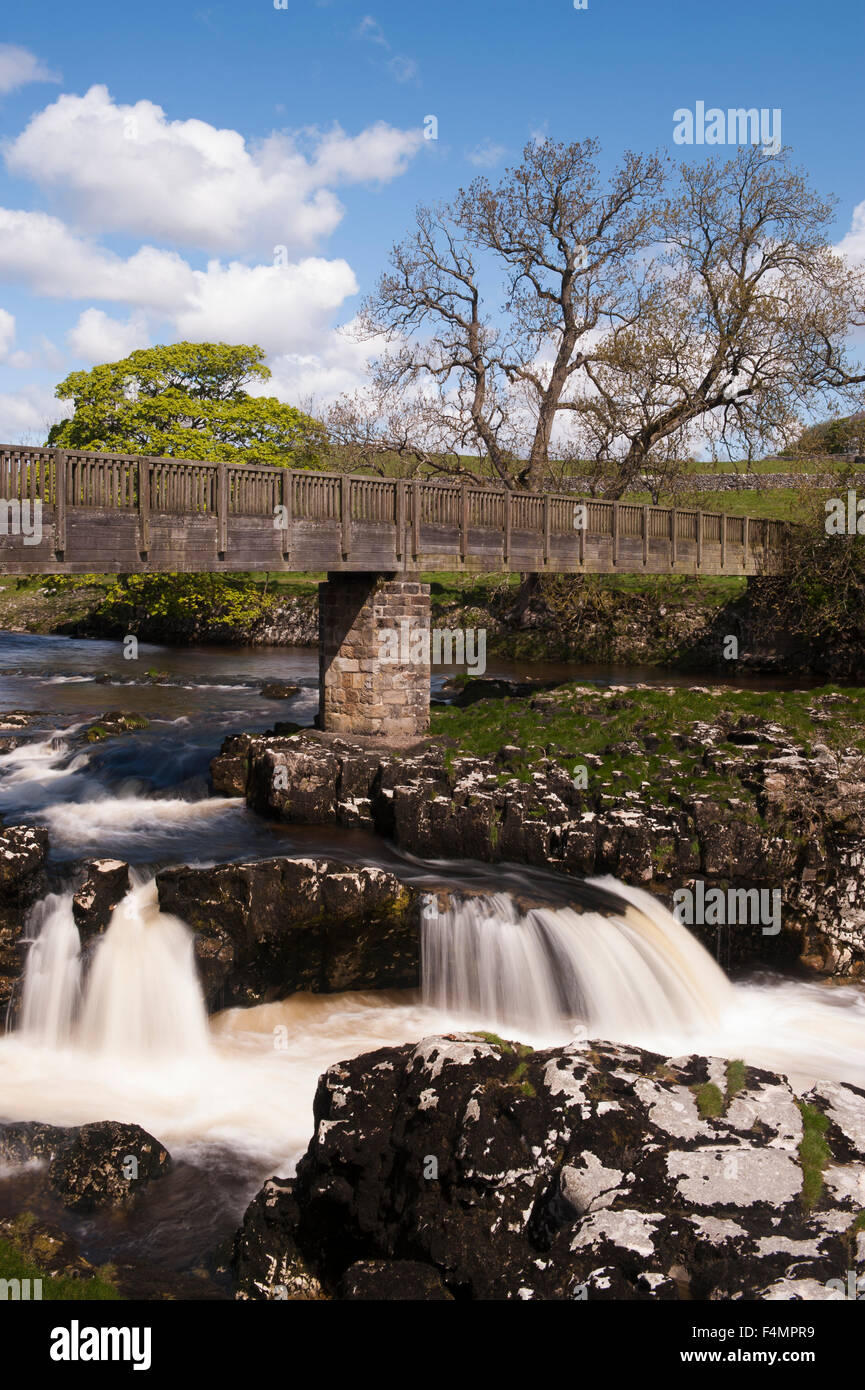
[48,342,327,468]
[96,573,275,639]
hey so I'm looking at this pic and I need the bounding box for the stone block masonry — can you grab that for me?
[318,572,431,737]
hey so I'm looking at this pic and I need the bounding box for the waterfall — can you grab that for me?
[421,876,733,1042]
[421,875,865,1084]
[17,880,210,1060]
[4,867,865,1165]
[78,882,211,1059]
[18,893,83,1046]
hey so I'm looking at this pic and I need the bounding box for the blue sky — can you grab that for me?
[0,0,862,440]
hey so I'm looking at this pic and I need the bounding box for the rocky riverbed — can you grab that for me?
[209,682,865,979]
[3,673,865,1303]
[232,1034,865,1301]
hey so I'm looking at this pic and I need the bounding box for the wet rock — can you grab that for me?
[260,682,300,700]
[0,823,48,900]
[0,1119,170,1211]
[72,859,130,938]
[47,1121,170,1212]
[233,1036,865,1301]
[338,1260,453,1300]
[156,857,420,1010]
[0,1120,69,1164]
[233,1178,324,1300]
[0,823,49,1011]
[0,710,45,731]
[210,733,255,797]
[83,711,149,743]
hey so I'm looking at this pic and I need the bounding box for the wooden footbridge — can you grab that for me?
[0,443,791,736]
[0,443,788,578]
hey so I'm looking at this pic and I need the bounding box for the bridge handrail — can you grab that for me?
[0,442,791,548]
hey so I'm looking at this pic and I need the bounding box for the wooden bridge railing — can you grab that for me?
[0,442,790,573]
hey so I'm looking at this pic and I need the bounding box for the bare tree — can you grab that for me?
[341,141,865,498]
[355,139,663,490]
[572,147,865,494]
[325,389,483,480]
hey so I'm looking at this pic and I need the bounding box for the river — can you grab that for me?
[1,630,864,1287]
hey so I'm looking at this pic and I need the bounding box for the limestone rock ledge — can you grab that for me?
[156,857,420,1010]
[211,729,865,977]
[232,1035,865,1301]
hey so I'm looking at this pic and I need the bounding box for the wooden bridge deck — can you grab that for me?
[0,444,789,577]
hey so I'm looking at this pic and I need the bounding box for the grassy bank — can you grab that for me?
[431,681,865,806]
[0,568,770,675]
[0,1214,121,1300]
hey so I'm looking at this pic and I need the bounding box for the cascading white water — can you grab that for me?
[16,881,210,1059]
[18,893,83,1046]
[421,878,733,1038]
[422,876,865,1086]
[36,794,242,852]
[2,870,865,1174]
[77,883,211,1059]
[0,732,91,812]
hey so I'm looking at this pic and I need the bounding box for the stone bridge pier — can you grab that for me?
[318,572,431,738]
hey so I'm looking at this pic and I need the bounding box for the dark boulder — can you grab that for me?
[233,1178,324,1300]
[233,1034,865,1301]
[0,1120,68,1163]
[48,1121,170,1211]
[156,857,420,1010]
[72,859,130,938]
[0,1119,170,1211]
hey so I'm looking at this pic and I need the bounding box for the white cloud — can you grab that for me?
[0,308,15,359]
[357,16,418,84]
[836,199,865,266]
[173,257,359,355]
[67,308,151,362]
[466,139,507,169]
[0,384,67,442]
[0,44,60,96]
[5,85,422,254]
[263,317,388,406]
[310,122,424,186]
[0,203,362,357]
[0,207,193,308]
